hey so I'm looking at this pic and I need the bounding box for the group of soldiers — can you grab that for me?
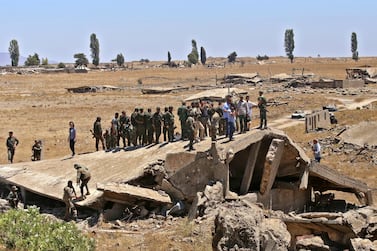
[90,91,268,152]
[92,106,176,151]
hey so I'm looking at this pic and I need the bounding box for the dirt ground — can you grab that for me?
[1,56,377,250]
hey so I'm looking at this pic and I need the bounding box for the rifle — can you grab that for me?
[90,130,95,138]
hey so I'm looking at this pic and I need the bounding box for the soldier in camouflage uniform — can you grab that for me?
[217,102,226,136]
[162,107,169,142]
[111,112,120,148]
[145,108,154,145]
[103,129,111,150]
[131,108,139,146]
[119,111,131,147]
[167,106,175,142]
[93,117,105,151]
[135,108,145,146]
[153,107,163,144]
[177,102,188,140]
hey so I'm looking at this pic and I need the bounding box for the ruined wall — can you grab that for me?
[305,110,331,132]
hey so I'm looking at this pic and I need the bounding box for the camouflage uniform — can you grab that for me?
[135,109,145,146]
[63,181,77,220]
[258,92,267,129]
[111,113,120,148]
[103,129,111,150]
[93,117,105,151]
[166,106,175,142]
[177,103,188,140]
[145,109,154,145]
[152,108,163,144]
[74,164,91,199]
[131,109,139,146]
[119,112,131,147]
[162,107,169,142]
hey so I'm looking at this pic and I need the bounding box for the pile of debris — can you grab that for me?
[222,73,262,86]
[346,67,377,84]
[0,129,375,250]
[66,85,123,93]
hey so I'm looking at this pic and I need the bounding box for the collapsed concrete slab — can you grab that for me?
[0,128,371,218]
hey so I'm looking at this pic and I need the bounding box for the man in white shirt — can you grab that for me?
[245,95,256,131]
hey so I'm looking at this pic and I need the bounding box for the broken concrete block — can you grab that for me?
[212,202,290,251]
[103,183,172,206]
[296,236,330,251]
[350,238,377,251]
[165,152,196,176]
[159,179,184,201]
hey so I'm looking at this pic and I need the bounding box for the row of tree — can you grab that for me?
[6,30,360,67]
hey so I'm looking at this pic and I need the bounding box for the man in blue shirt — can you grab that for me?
[223,95,235,141]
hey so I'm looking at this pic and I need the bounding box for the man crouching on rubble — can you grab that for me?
[63,180,77,221]
[74,163,91,199]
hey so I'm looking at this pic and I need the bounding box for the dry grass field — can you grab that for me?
[1,56,377,250]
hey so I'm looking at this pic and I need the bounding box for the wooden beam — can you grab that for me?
[259,139,285,196]
[239,141,261,195]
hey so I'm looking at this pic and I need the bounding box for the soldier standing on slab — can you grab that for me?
[167,106,175,142]
[93,117,105,151]
[153,107,163,144]
[145,108,154,145]
[6,131,19,163]
[131,108,139,146]
[119,111,131,147]
[177,101,188,140]
[111,112,120,148]
[135,108,146,146]
[257,91,268,130]
[162,107,169,142]
[186,111,196,151]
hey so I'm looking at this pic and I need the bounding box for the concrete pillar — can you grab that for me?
[239,141,261,195]
[259,139,285,196]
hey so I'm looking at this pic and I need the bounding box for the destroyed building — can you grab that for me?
[0,129,374,250]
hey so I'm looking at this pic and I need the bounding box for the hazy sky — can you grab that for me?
[1,0,376,63]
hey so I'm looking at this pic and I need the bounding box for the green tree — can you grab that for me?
[8,39,20,67]
[57,62,66,68]
[284,29,295,63]
[187,39,199,65]
[116,53,125,66]
[74,53,89,67]
[24,53,40,66]
[0,207,95,251]
[227,51,237,63]
[200,46,207,65]
[168,51,172,64]
[90,33,100,66]
[351,32,359,61]
[41,58,48,66]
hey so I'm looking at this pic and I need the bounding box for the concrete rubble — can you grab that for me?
[0,128,376,250]
[222,73,263,85]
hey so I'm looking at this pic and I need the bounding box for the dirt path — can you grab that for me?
[269,96,377,130]
[328,97,377,110]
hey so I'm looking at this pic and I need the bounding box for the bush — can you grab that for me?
[57,62,66,68]
[0,207,95,251]
[256,54,269,61]
[140,58,150,63]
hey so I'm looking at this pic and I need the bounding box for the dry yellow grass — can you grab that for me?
[1,57,377,248]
